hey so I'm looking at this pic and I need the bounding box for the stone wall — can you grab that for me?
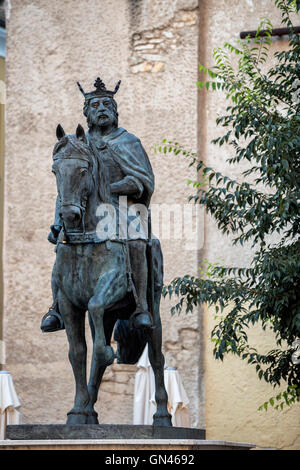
[4,0,202,427]
[130,9,197,74]
[3,0,299,449]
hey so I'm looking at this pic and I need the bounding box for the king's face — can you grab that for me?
[88,97,115,128]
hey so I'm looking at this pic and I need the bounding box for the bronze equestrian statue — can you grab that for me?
[41,77,172,426]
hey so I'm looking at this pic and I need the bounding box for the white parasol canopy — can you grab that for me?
[0,371,22,439]
[133,344,190,427]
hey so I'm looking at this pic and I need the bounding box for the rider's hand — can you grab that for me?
[48,225,62,245]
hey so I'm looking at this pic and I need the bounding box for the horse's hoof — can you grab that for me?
[84,406,99,424]
[131,309,153,330]
[86,413,99,424]
[97,345,115,367]
[153,414,173,427]
[66,411,87,425]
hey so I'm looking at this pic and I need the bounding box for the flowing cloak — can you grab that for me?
[86,128,159,363]
[86,127,154,208]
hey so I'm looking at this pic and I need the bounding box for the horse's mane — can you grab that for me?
[53,135,111,204]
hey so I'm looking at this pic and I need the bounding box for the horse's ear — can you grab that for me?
[76,124,86,142]
[56,124,65,140]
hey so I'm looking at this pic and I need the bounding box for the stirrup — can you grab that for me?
[129,307,154,330]
[40,308,65,333]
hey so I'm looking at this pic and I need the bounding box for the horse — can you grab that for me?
[50,123,172,426]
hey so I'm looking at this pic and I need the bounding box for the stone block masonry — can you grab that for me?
[130,9,197,73]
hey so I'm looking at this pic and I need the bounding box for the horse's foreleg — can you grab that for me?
[88,269,127,367]
[87,313,116,413]
[148,290,172,427]
[58,290,91,424]
[87,270,126,422]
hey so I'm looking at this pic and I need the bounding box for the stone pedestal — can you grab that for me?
[0,425,255,450]
[0,439,255,450]
[6,424,206,441]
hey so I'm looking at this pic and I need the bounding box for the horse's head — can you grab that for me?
[52,124,95,231]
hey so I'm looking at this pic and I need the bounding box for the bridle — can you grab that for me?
[60,198,88,239]
[55,154,91,240]
[54,137,107,244]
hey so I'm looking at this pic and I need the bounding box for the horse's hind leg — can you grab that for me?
[148,290,172,427]
[58,290,91,425]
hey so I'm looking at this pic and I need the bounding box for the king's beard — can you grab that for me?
[86,108,117,131]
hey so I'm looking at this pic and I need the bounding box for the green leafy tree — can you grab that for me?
[155,0,300,409]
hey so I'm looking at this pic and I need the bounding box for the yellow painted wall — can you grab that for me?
[201,1,300,449]
[204,305,300,450]
[0,56,4,351]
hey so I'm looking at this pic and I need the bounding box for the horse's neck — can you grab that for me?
[80,144,112,233]
[84,147,112,233]
[84,185,103,233]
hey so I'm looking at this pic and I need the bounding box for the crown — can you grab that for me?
[77,77,121,101]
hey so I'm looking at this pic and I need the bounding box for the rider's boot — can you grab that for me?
[41,222,65,333]
[130,305,153,330]
[128,240,153,330]
[40,301,65,333]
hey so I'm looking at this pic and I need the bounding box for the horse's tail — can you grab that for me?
[113,319,148,365]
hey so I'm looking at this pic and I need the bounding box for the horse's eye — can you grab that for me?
[80,168,88,175]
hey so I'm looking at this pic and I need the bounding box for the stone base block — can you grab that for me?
[0,438,255,451]
[6,424,205,441]
[2,425,255,450]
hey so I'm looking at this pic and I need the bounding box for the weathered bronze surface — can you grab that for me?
[7,424,206,440]
[41,78,172,427]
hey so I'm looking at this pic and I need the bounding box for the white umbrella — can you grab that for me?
[0,371,22,439]
[133,344,190,427]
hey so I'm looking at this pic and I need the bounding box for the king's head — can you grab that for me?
[77,77,121,101]
[77,77,121,130]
